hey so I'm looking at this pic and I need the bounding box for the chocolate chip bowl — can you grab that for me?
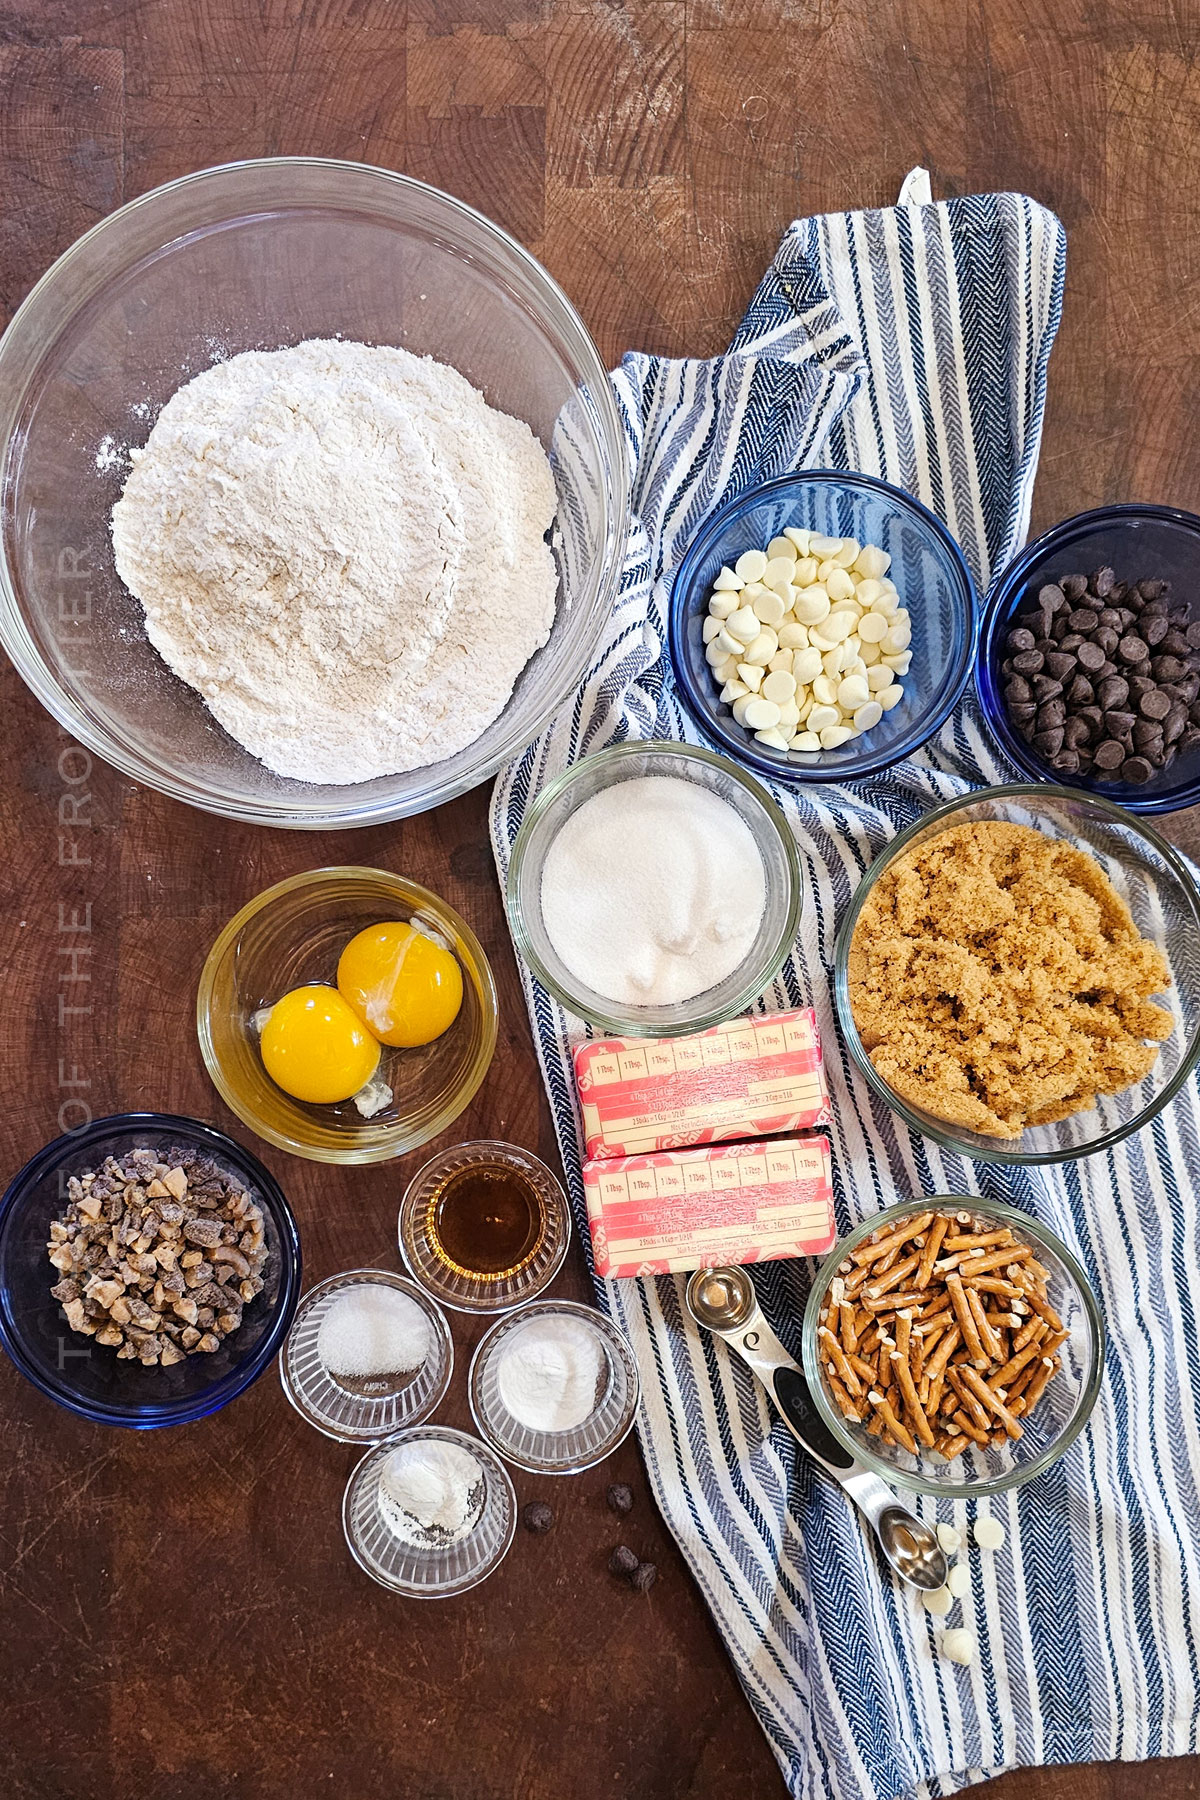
[977,504,1200,813]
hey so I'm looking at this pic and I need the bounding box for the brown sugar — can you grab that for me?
[847,821,1174,1139]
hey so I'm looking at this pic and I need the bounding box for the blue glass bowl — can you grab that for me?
[668,470,978,782]
[978,503,1200,814]
[0,1114,301,1427]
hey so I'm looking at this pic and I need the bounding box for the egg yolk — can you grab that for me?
[260,984,381,1105]
[337,922,464,1048]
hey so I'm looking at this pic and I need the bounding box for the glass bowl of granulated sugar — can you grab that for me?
[0,159,628,828]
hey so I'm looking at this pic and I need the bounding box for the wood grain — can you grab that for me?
[0,2,1198,1796]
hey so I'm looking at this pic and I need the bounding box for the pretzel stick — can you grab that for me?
[819,1326,862,1396]
[966,1286,1002,1363]
[838,1301,859,1355]
[850,1212,935,1267]
[942,1229,1015,1253]
[867,1389,917,1454]
[949,1408,989,1444]
[827,1374,862,1423]
[924,1323,962,1382]
[991,1329,1048,1389]
[915,1214,950,1287]
[1021,1355,1059,1411]
[946,1272,988,1368]
[959,1365,1024,1439]
[864,1254,922,1299]
[940,1244,1034,1279]
[890,1350,936,1446]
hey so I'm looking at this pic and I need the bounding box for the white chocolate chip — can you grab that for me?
[972,1515,1006,1551]
[812,675,837,707]
[854,543,890,579]
[940,1629,976,1667]
[878,682,904,710]
[852,699,883,732]
[820,723,856,748]
[793,585,831,625]
[857,610,889,643]
[761,668,796,703]
[793,647,824,684]
[783,527,812,556]
[725,606,760,645]
[790,730,821,750]
[776,699,800,727]
[777,622,810,650]
[792,556,819,587]
[922,1586,953,1617]
[731,695,754,725]
[832,537,860,567]
[702,615,724,644]
[709,591,738,619]
[754,726,790,750]
[705,639,730,668]
[936,1524,962,1555]
[767,649,793,673]
[837,674,870,710]
[743,697,781,731]
[766,535,797,562]
[882,621,912,654]
[867,664,893,692]
[753,590,787,626]
[742,630,777,666]
[763,556,798,589]
[947,1564,971,1599]
[719,679,749,703]
[713,565,744,590]
[736,663,764,692]
[734,549,768,583]
[807,704,840,732]
[809,533,842,558]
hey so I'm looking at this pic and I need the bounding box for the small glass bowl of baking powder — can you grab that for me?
[468,1299,641,1474]
[281,1269,453,1444]
[343,1424,518,1597]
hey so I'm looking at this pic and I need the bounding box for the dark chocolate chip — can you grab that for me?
[1128,674,1156,699]
[1008,702,1037,728]
[1093,739,1126,771]
[1133,719,1164,750]
[1089,567,1116,598]
[629,1562,658,1594]
[1032,727,1064,755]
[1068,608,1099,633]
[1103,709,1136,736]
[1179,726,1200,752]
[1164,706,1187,744]
[1097,675,1129,709]
[1187,622,1200,648]
[1044,652,1076,682]
[522,1501,555,1535]
[1050,749,1080,773]
[609,1545,639,1577]
[1137,578,1168,600]
[1005,626,1036,653]
[1059,632,1085,652]
[1011,649,1043,675]
[1077,705,1104,733]
[1005,674,1033,704]
[1142,614,1171,647]
[606,1483,634,1515]
[1152,656,1186,683]
[1061,574,1089,600]
[1066,674,1095,708]
[1162,630,1191,657]
[1093,627,1119,657]
[1037,698,1066,729]
[1097,609,1124,631]
[1038,583,1067,611]
[1063,715,1092,748]
[1122,755,1154,784]
[1076,641,1106,672]
[1032,675,1063,701]
[1139,688,1172,721]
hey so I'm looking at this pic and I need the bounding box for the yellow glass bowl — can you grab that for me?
[197,867,498,1164]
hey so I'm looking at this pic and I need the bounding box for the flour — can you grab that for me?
[495,1313,604,1432]
[110,338,558,784]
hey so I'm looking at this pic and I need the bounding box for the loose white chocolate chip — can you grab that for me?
[972,1515,1006,1551]
[940,1629,976,1667]
[922,1586,953,1618]
[936,1524,962,1555]
[946,1564,971,1599]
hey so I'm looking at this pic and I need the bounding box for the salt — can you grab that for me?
[316,1285,430,1378]
[538,775,767,1007]
[496,1313,604,1433]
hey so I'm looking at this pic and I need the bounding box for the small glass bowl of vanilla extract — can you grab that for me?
[398,1140,572,1314]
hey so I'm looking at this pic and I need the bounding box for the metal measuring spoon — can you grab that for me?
[685,1266,948,1592]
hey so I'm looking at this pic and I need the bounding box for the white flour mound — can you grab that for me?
[110,338,558,784]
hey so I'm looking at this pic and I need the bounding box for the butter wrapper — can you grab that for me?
[574,1009,831,1160]
[584,1135,835,1279]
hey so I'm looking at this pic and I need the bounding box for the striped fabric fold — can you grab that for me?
[491,187,1200,1798]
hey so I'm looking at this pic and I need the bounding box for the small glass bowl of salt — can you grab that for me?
[281,1269,453,1443]
[344,1425,518,1597]
[468,1299,640,1474]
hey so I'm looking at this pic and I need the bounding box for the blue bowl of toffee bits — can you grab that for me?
[978,504,1200,814]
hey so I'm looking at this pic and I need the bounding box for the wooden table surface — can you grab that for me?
[1,3,1198,1797]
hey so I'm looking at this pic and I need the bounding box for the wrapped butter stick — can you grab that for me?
[584,1135,835,1279]
[574,1009,831,1161]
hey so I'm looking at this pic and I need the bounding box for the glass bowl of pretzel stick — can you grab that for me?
[802,1197,1105,1496]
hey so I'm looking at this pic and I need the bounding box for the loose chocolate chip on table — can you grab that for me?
[1097,674,1129,709]
[1118,636,1149,664]
[1122,755,1154,784]
[522,1501,555,1535]
[609,1545,639,1577]
[1075,641,1106,673]
[629,1562,658,1594]
[1139,688,1172,721]
[1093,739,1126,771]
[606,1483,634,1515]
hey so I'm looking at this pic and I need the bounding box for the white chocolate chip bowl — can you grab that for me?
[0,158,628,828]
[668,471,977,782]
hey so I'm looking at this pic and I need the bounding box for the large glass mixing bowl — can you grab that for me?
[0,159,628,828]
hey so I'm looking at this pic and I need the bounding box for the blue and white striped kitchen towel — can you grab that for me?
[491,178,1200,1799]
